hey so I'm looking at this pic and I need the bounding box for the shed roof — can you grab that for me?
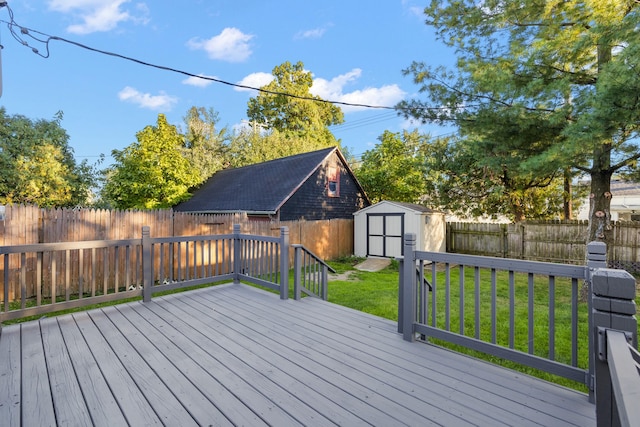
[354,200,440,215]
[174,147,354,214]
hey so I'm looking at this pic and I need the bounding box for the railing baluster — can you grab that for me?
[528,272,534,355]
[91,248,96,297]
[474,266,480,339]
[20,253,26,310]
[509,270,515,349]
[37,252,42,306]
[66,249,71,300]
[459,264,464,335]
[571,277,579,367]
[51,254,57,305]
[445,263,450,331]
[431,262,437,327]
[549,276,556,361]
[78,248,84,299]
[491,268,496,344]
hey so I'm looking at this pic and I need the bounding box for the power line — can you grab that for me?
[0,4,403,111]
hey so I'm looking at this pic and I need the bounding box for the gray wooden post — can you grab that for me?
[293,245,302,300]
[587,241,607,402]
[402,233,416,342]
[397,256,405,334]
[233,224,241,284]
[142,226,152,303]
[591,267,638,427]
[321,264,328,301]
[279,226,289,300]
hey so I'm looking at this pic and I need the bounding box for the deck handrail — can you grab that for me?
[604,331,640,427]
[1,225,291,322]
[292,244,336,300]
[399,233,593,388]
[399,233,639,419]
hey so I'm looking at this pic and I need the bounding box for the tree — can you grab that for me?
[355,130,429,204]
[399,1,640,243]
[180,106,229,182]
[424,135,579,221]
[102,114,200,209]
[245,60,344,158]
[0,108,98,207]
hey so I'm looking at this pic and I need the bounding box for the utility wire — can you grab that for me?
[0,3,404,111]
[0,3,460,115]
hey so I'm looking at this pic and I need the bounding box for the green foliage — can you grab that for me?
[180,106,230,183]
[237,60,344,165]
[102,114,200,209]
[0,108,98,207]
[400,1,640,236]
[355,130,429,204]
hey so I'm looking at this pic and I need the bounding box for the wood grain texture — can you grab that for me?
[0,283,596,426]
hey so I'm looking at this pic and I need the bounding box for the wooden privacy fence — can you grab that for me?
[2,225,337,321]
[447,221,640,274]
[0,205,353,262]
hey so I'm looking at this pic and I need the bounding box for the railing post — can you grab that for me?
[142,226,152,303]
[587,241,607,402]
[321,264,328,301]
[401,233,416,342]
[279,226,289,300]
[397,256,405,334]
[591,266,638,427]
[293,245,302,300]
[233,224,241,284]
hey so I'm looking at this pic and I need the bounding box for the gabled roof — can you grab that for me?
[355,200,440,215]
[175,147,356,214]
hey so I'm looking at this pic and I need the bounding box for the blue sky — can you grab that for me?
[0,1,455,166]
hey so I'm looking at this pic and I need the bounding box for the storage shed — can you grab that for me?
[353,201,446,258]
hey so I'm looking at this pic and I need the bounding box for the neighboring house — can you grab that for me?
[174,147,370,221]
[577,180,640,221]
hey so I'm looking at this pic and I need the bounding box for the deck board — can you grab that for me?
[0,282,596,426]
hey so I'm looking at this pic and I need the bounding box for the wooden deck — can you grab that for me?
[0,283,596,427]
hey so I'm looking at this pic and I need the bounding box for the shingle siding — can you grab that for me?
[279,153,369,221]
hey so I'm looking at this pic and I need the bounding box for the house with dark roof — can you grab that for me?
[174,147,370,221]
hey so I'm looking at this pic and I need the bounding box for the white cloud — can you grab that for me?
[118,86,178,110]
[295,27,326,40]
[48,0,149,34]
[187,28,254,62]
[182,74,217,88]
[311,69,406,112]
[234,72,274,92]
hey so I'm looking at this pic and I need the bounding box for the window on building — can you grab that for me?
[327,165,340,197]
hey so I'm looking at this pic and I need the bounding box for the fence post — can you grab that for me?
[591,266,637,427]
[233,224,241,284]
[279,226,289,300]
[142,226,152,303]
[401,233,417,342]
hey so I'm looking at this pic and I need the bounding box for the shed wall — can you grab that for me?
[353,202,445,257]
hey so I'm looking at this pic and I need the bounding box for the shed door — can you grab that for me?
[366,213,405,258]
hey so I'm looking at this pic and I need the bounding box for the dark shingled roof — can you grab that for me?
[174,147,338,213]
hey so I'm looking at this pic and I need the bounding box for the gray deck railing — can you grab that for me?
[292,244,336,300]
[399,233,639,421]
[1,225,291,322]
